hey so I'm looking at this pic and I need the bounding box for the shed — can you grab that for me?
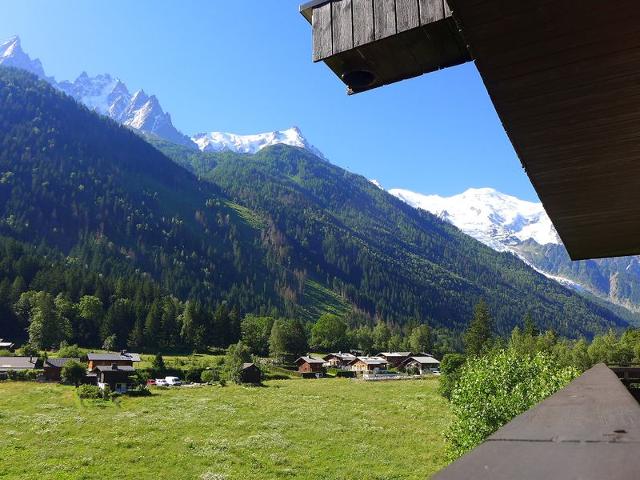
[240,362,262,384]
[43,357,81,381]
[295,356,327,375]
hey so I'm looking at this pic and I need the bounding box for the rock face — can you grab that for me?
[390,186,640,312]
[0,36,325,157]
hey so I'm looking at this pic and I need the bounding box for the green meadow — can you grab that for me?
[0,378,451,480]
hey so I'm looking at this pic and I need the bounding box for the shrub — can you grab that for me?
[219,379,227,387]
[185,367,204,383]
[439,353,466,400]
[77,384,102,399]
[61,360,86,386]
[126,386,152,397]
[201,369,219,383]
[57,343,83,358]
[446,349,578,459]
[7,369,39,381]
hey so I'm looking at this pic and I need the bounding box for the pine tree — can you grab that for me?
[464,300,494,356]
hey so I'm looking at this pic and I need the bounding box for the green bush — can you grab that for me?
[126,386,152,397]
[446,349,578,459]
[77,384,102,399]
[201,369,219,383]
[439,353,466,400]
[7,369,39,381]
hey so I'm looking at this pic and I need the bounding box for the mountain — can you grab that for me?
[148,134,633,339]
[0,36,324,157]
[0,64,633,345]
[192,126,326,159]
[389,187,640,313]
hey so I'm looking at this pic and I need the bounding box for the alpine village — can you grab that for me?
[2,1,640,479]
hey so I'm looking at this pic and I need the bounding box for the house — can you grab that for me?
[323,352,356,368]
[295,356,326,375]
[93,364,135,393]
[378,352,412,368]
[43,357,80,381]
[349,356,388,373]
[399,356,440,375]
[87,351,140,370]
[0,338,15,351]
[240,363,261,384]
[0,356,41,372]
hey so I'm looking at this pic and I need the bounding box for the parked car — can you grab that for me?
[165,376,182,386]
[155,378,168,386]
[146,379,156,386]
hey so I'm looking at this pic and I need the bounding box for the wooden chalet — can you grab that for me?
[93,364,135,393]
[240,363,262,384]
[323,352,357,368]
[295,356,327,374]
[348,356,388,373]
[377,352,412,368]
[300,0,640,478]
[399,355,440,374]
[87,351,140,370]
[43,357,80,381]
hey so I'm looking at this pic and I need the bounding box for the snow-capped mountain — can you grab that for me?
[389,187,560,251]
[192,127,326,159]
[0,36,50,80]
[390,186,640,313]
[0,36,324,156]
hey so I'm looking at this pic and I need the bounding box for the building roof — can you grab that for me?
[0,356,38,370]
[45,358,80,368]
[351,356,388,365]
[93,365,135,373]
[403,356,440,366]
[242,362,259,370]
[296,356,325,364]
[379,352,412,357]
[323,352,356,361]
[87,352,141,362]
[0,339,14,348]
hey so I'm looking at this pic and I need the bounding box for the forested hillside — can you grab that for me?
[0,67,631,350]
[153,138,631,338]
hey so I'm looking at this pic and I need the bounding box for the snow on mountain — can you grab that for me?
[1,36,326,157]
[0,36,48,79]
[389,187,560,251]
[192,127,326,159]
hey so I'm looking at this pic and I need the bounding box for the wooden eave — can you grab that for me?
[301,0,471,94]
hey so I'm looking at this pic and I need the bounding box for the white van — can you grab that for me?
[165,376,182,386]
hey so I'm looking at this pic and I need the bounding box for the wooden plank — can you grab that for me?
[352,0,375,46]
[443,0,452,16]
[396,0,420,33]
[312,3,333,61]
[332,0,354,54]
[374,0,397,40]
[419,0,445,25]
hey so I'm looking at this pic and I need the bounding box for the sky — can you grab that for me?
[0,0,540,201]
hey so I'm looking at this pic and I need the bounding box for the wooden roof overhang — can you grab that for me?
[300,0,471,94]
[301,0,640,260]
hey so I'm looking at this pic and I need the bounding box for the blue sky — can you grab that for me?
[0,0,539,201]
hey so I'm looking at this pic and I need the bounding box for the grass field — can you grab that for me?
[0,378,451,480]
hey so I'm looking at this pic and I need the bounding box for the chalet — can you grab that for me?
[323,352,356,368]
[378,352,412,368]
[43,357,80,381]
[93,364,135,393]
[296,356,326,375]
[349,356,388,373]
[0,356,41,372]
[399,356,440,375]
[0,338,15,351]
[87,351,141,370]
[240,363,261,384]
